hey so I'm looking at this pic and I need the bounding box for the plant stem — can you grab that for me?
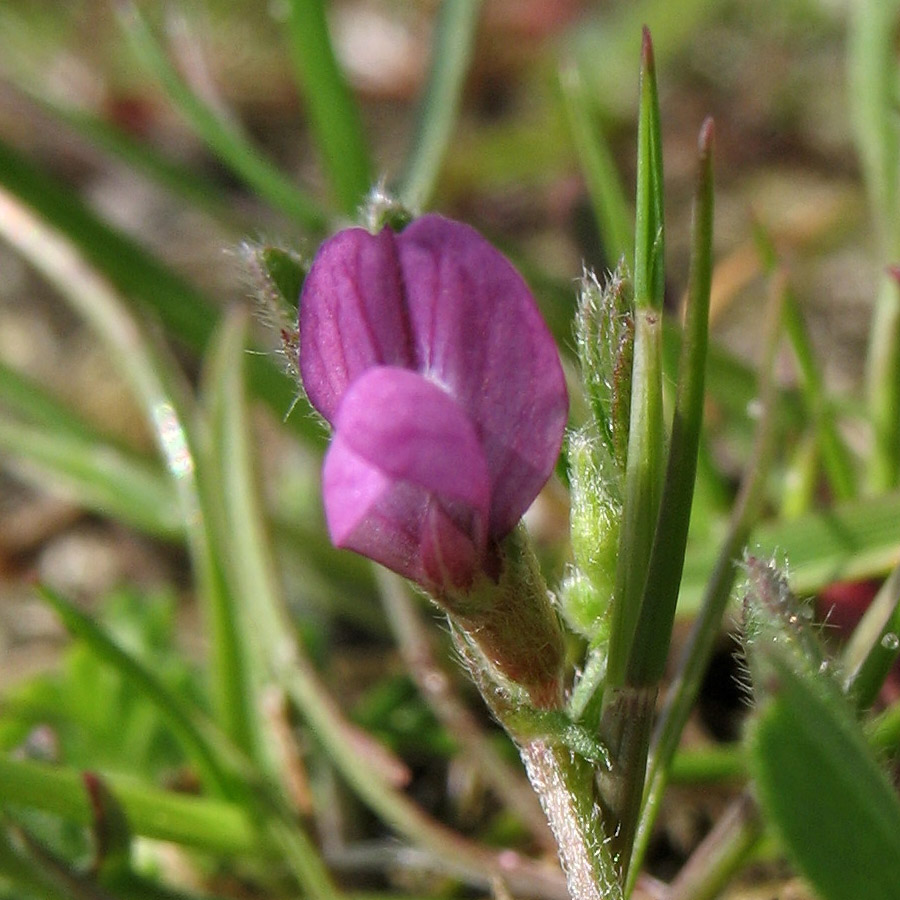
[519,739,623,900]
[375,570,554,849]
[627,272,786,891]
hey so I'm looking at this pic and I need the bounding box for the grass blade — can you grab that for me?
[753,224,857,501]
[606,29,666,690]
[0,359,118,445]
[397,0,482,211]
[628,272,785,889]
[36,585,233,797]
[283,0,373,215]
[0,136,321,444]
[117,3,327,231]
[560,63,632,266]
[679,488,900,614]
[626,118,714,686]
[0,186,254,755]
[0,415,180,539]
[0,756,260,856]
[848,0,900,489]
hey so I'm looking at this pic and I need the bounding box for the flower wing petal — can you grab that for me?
[396,215,568,535]
[322,367,490,589]
[298,227,414,422]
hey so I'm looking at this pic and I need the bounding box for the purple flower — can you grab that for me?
[299,214,568,592]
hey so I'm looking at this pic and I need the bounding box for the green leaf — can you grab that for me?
[627,118,714,686]
[37,585,234,798]
[283,0,373,215]
[0,137,320,446]
[254,246,307,312]
[633,28,665,313]
[397,0,482,211]
[605,30,666,691]
[0,756,260,856]
[749,657,900,900]
[679,489,900,615]
[848,0,900,490]
[560,63,632,266]
[753,224,857,503]
[118,3,327,230]
[0,415,181,539]
[200,310,272,767]
[0,185,254,754]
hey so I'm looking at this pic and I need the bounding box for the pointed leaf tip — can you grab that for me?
[699,117,715,155]
[641,27,655,71]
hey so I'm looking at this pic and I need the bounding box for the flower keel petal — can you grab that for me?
[323,367,491,590]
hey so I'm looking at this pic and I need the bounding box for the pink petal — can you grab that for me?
[299,215,568,542]
[299,227,414,422]
[322,367,490,589]
[396,215,568,535]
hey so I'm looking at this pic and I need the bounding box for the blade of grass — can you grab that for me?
[0,136,322,445]
[848,0,900,252]
[36,584,233,797]
[199,311,276,770]
[0,360,120,446]
[865,273,900,490]
[849,0,900,489]
[0,416,181,539]
[0,186,256,758]
[626,117,714,686]
[595,32,669,879]
[396,0,482,212]
[753,223,856,501]
[283,0,372,215]
[605,28,666,691]
[598,118,713,881]
[1,77,244,228]
[208,308,568,900]
[841,561,900,709]
[37,582,342,900]
[0,828,71,900]
[0,756,262,856]
[679,488,900,614]
[627,274,785,891]
[559,63,632,266]
[49,105,243,228]
[117,3,327,231]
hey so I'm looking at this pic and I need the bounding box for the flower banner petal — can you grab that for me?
[299,227,415,422]
[396,215,568,535]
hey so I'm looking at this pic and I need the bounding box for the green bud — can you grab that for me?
[362,184,415,233]
[559,570,610,642]
[740,554,834,703]
[563,430,621,640]
[575,263,634,472]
